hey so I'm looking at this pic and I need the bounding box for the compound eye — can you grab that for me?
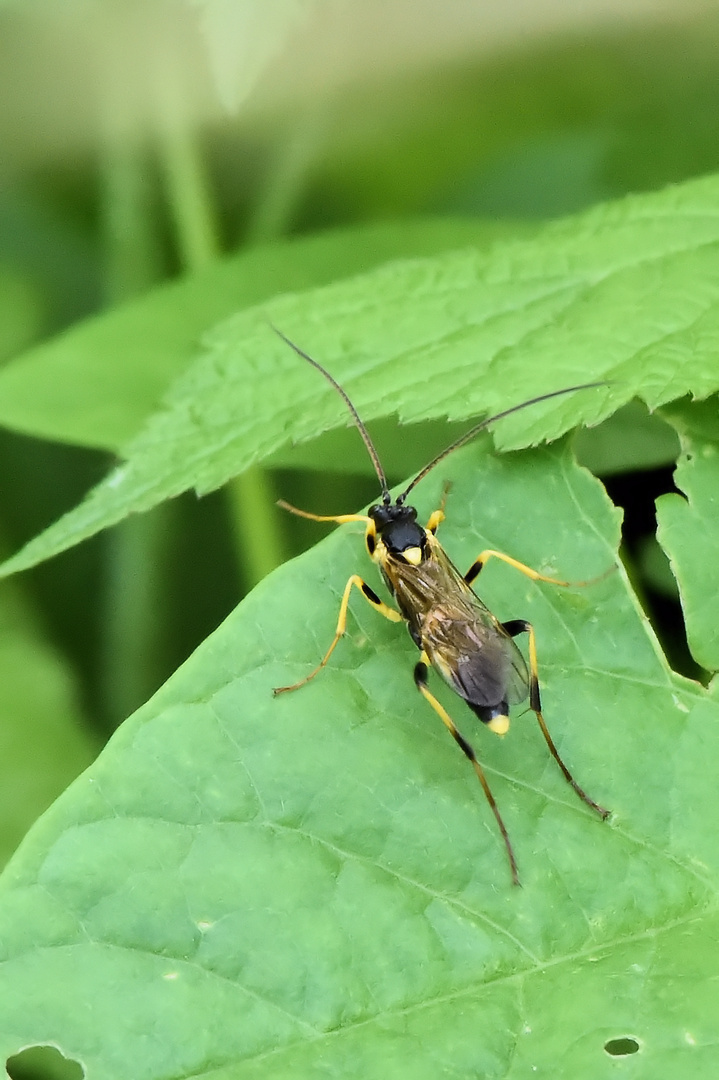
[369,503,393,528]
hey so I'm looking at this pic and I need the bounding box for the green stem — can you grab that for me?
[102,506,173,724]
[244,105,328,246]
[100,125,163,304]
[225,466,286,588]
[99,109,169,725]
[157,115,221,270]
[155,80,287,588]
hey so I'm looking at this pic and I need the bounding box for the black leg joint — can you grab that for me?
[361,582,382,605]
[502,619,542,711]
[452,727,476,763]
[464,560,483,586]
[413,660,428,689]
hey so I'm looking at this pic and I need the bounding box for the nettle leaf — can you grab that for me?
[0,217,511,451]
[0,439,715,1078]
[4,174,719,580]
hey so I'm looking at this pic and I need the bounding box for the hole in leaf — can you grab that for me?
[604,1036,640,1056]
[602,466,706,682]
[6,1044,84,1080]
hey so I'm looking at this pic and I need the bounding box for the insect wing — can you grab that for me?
[429,550,529,709]
[389,538,530,710]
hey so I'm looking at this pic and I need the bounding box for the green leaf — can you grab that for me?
[0,264,44,365]
[0,440,713,1077]
[193,0,314,112]
[656,398,719,673]
[5,173,719,582]
[0,217,511,451]
[574,400,680,476]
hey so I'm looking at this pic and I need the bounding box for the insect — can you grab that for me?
[273,329,610,884]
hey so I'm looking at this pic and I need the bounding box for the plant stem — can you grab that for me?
[244,104,328,245]
[155,75,287,589]
[99,103,170,725]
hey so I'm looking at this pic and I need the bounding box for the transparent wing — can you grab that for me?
[390,541,530,709]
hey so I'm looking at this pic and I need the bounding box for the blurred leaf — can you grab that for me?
[268,414,472,479]
[0,573,96,869]
[4,174,719,581]
[574,400,679,476]
[0,439,714,1077]
[440,130,613,219]
[294,15,719,221]
[0,217,512,450]
[0,635,95,869]
[656,398,719,672]
[636,535,679,600]
[660,394,719,443]
[0,266,44,365]
[0,187,101,332]
[193,0,313,112]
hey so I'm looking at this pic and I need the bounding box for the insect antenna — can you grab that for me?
[272,327,391,502]
[398,382,607,504]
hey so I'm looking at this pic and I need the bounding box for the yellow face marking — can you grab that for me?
[402,546,423,566]
[371,536,387,564]
[488,715,510,736]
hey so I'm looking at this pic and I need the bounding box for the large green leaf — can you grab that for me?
[3,173,719,582]
[0,438,714,1078]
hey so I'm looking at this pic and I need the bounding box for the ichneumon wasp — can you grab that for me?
[273,328,610,884]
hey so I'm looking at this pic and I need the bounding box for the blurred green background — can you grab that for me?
[0,0,713,896]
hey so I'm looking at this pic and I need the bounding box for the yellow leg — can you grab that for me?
[413,652,519,886]
[273,574,401,695]
[277,499,370,526]
[425,509,445,534]
[464,548,602,588]
[503,618,609,820]
[425,482,452,535]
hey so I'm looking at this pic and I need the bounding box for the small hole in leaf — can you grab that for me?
[604,1036,640,1056]
[6,1044,84,1080]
